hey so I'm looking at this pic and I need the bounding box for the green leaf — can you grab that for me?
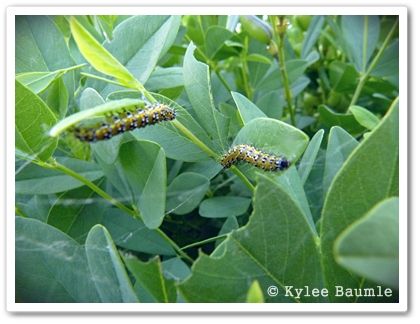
[371,39,399,86]
[111,140,167,229]
[15,157,104,195]
[255,91,285,119]
[246,281,265,303]
[124,255,177,303]
[97,15,181,95]
[16,195,50,222]
[284,59,311,84]
[303,149,326,223]
[16,217,100,302]
[102,209,175,255]
[70,17,141,89]
[322,126,358,198]
[16,16,75,73]
[328,61,358,93]
[298,129,324,185]
[97,15,117,41]
[46,77,69,118]
[301,16,325,59]
[183,159,223,180]
[233,117,309,163]
[319,105,366,135]
[16,15,77,109]
[179,174,324,302]
[162,258,191,281]
[199,196,251,218]
[145,67,184,91]
[349,105,381,130]
[85,225,138,302]
[15,80,57,161]
[183,43,229,152]
[334,197,399,289]
[47,184,105,243]
[217,216,239,246]
[341,16,380,72]
[276,167,316,233]
[166,172,210,215]
[231,91,267,124]
[16,64,85,94]
[205,26,234,59]
[320,100,398,301]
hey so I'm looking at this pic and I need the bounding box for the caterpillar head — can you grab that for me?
[275,158,290,171]
[158,105,176,121]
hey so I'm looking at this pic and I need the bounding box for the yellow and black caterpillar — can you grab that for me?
[73,103,176,142]
[220,144,290,171]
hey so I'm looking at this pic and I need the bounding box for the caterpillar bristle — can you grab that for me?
[220,144,290,172]
[71,103,176,142]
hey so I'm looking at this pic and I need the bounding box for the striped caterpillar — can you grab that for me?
[220,144,290,171]
[72,103,176,142]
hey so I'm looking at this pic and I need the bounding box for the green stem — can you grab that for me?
[132,83,157,103]
[36,158,193,263]
[241,36,253,99]
[214,68,233,93]
[270,16,296,126]
[213,175,237,192]
[172,120,219,159]
[230,166,255,192]
[81,72,126,88]
[156,229,194,263]
[45,159,138,218]
[181,233,229,250]
[277,38,296,126]
[349,20,398,108]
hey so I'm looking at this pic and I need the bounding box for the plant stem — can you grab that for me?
[349,20,398,108]
[156,229,194,263]
[45,159,138,218]
[81,72,126,88]
[230,166,255,192]
[241,36,253,99]
[270,16,296,126]
[171,120,219,159]
[181,233,229,250]
[277,34,296,126]
[214,68,233,94]
[36,158,193,263]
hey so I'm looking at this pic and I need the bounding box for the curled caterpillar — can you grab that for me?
[220,144,290,171]
[73,103,176,142]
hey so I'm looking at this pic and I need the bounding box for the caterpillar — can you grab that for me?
[72,103,176,142]
[220,144,290,171]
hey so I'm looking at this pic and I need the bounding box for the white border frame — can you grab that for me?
[6,6,408,312]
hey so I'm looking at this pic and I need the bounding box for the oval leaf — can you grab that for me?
[334,197,399,289]
[117,140,167,229]
[179,174,323,302]
[15,80,57,161]
[70,17,141,89]
[166,172,210,215]
[320,100,398,301]
[199,196,251,218]
[349,105,381,130]
[85,225,138,302]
